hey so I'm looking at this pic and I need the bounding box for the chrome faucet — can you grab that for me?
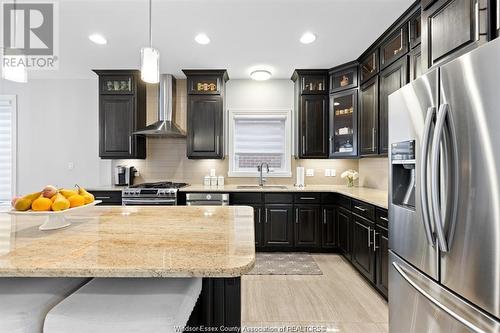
[257,162,270,187]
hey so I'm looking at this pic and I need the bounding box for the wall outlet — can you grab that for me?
[324,169,331,177]
[306,168,314,177]
[67,162,74,170]
[331,169,336,177]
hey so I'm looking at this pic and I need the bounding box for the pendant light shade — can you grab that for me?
[140,0,159,83]
[140,47,159,83]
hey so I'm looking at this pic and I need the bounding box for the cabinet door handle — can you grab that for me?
[265,209,268,224]
[323,209,327,225]
[373,229,378,252]
[475,0,480,41]
[372,53,376,72]
[215,135,220,155]
[128,136,132,154]
[371,128,376,152]
[367,226,372,248]
[399,28,403,52]
[302,136,306,156]
[354,205,367,212]
[299,197,316,200]
[258,208,262,224]
[295,208,299,224]
[380,216,389,222]
[95,196,111,200]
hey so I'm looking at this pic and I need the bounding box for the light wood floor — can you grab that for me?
[242,254,388,332]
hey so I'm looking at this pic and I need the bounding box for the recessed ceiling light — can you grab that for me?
[89,34,107,45]
[300,32,317,44]
[250,70,272,81]
[334,102,340,106]
[195,33,210,45]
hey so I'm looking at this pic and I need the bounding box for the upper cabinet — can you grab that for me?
[359,77,379,156]
[93,70,146,159]
[421,0,488,70]
[360,49,379,84]
[329,62,358,93]
[380,24,409,69]
[292,70,329,159]
[329,89,358,158]
[183,70,228,159]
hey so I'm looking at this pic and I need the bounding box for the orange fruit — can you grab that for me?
[68,194,85,208]
[31,197,53,211]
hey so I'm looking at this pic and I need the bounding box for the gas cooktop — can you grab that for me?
[128,181,189,189]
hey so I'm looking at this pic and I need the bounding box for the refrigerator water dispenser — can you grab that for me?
[391,140,415,209]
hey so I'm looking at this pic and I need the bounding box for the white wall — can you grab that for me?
[0,79,111,194]
[226,79,294,109]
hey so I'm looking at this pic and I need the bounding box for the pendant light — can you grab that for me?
[2,0,28,83]
[140,0,159,83]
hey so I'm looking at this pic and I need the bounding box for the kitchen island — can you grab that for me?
[0,206,255,327]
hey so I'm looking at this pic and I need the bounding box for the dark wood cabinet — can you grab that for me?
[379,56,408,155]
[183,70,228,159]
[299,95,328,158]
[422,0,488,70]
[352,214,376,282]
[409,45,423,81]
[360,50,379,84]
[359,77,379,156]
[88,190,122,206]
[94,70,146,159]
[292,70,329,159]
[380,24,409,69]
[375,224,389,298]
[294,205,321,247]
[329,89,358,158]
[337,206,352,258]
[264,205,294,247]
[322,206,337,248]
[409,10,422,48]
[329,62,358,93]
[187,96,223,159]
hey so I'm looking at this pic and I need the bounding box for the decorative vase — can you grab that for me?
[347,177,354,187]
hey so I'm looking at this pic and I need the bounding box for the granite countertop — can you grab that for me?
[0,206,255,278]
[181,185,388,209]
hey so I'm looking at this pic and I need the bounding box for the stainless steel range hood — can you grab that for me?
[133,74,186,137]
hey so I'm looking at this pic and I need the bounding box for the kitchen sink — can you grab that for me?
[236,185,288,190]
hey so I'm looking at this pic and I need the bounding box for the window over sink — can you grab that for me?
[228,109,292,177]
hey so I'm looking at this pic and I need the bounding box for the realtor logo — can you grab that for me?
[1,1,59,72]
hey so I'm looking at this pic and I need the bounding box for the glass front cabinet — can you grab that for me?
[329,89,358,158]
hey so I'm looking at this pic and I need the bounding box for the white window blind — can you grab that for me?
[0,96,15,202]
[229,110,291,177]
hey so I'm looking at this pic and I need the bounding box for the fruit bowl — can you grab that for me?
[7,200,102,230]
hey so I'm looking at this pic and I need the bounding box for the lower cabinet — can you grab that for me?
[375,224,389,298]
[294,205,321,247]
[264,205,294,247]
[351,214,376,282]
[322,206,337,248]
[337,207,352,258]
[88,190,122,206]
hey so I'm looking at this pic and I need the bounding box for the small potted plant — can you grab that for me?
[341,170,359,187]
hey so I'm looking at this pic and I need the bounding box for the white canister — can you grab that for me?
[210,176,218,187]
[217,176,225,187]
[204,176,211,186]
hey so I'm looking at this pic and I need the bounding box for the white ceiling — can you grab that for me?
[30,0,414,79]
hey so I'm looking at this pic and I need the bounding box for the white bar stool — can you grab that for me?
[44,278,202,333]
[0,278,88,333]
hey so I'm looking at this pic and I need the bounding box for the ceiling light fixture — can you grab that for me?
[250,70,272,81]
[140,0,160,83]
[89,34,107,45]
[334,102,340,106]
[300,32,317,44]
[195,33,210,45]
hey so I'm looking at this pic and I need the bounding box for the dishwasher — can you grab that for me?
[185,193,229,206]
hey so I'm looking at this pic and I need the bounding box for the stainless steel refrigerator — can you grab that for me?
[388,37,500,333]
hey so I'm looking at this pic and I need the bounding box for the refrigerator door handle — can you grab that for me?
[392,261,494,333]
[430,104,450,252]
[430,104,460,253]
[420,106,436,246]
